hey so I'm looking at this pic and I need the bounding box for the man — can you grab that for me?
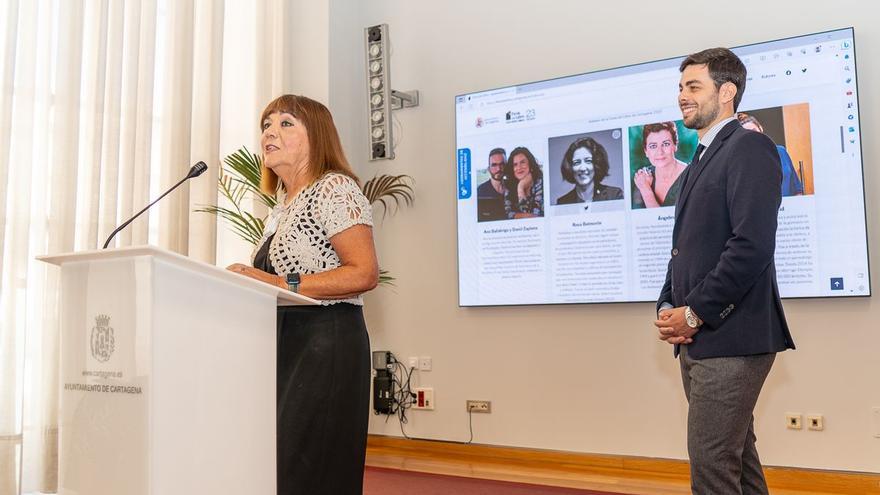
[654,48,795,495]
[477,148,507,222]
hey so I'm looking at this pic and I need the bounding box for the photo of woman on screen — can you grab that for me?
[504,146,544,219]
[556,136,623,204]
[631,121,690,208]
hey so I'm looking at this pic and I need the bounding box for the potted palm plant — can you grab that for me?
[198,146,413,284]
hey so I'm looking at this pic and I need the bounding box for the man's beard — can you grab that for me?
[683,98,720,130]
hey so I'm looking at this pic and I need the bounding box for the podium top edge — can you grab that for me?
[37,245,319,306]
[38,245,177,265]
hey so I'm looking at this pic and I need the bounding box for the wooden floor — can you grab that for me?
[365,435,880,495]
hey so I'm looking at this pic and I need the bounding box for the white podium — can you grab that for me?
[38,245,317,495]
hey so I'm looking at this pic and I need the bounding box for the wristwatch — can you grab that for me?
[684,306,702,329]
[286,272,301,293]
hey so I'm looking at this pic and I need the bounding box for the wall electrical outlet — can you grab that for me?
[785,413,802,430]
[418,356,432,371]
[467,400,491,413]
[412,387,434,410]
[806,414,824,431]
[407,356,418,369]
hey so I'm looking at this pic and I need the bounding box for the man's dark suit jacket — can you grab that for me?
[476,180,506,222]
[657,120,795,359]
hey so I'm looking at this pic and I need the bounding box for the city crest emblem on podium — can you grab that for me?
[90,314,115,363]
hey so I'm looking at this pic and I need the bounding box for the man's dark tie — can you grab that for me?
[690,143,707,167]
[681,144,706,193]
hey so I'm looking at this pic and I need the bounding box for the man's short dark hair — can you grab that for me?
[489,147,506,159]
[679,47,747,111]
[560,137,610,184]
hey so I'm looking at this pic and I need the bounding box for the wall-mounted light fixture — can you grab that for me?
[365,24,419,161]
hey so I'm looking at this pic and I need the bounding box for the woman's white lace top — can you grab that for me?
[252,173,373,306]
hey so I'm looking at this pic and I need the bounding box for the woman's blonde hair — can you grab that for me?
[259,94,359,194]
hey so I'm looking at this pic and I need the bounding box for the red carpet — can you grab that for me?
[363,466,621,495]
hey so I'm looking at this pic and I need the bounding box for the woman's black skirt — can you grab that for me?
[276,303,371,495]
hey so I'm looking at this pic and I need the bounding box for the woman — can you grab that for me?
[226,94,378,494]
[737,112,805,197]
[504,146,544,218]
[632,122,688,208]
[556,136,623,204]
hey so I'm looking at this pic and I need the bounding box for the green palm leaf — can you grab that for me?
[195,204,264,245]
[378,269,395,286]
[362,174,414,220]
[222,147,277,209]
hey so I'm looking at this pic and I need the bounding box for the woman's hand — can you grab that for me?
[634,167,661,208]
[227,263,285,289]
[517,174,533,201]
[634,167,653,191]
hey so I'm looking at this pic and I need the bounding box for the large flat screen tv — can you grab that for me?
[456,28,869,306]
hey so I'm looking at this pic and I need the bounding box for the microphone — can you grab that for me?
[102,161,209,249]
[187,161,208,179]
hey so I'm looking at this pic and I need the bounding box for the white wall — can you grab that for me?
[321,0,880,472]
